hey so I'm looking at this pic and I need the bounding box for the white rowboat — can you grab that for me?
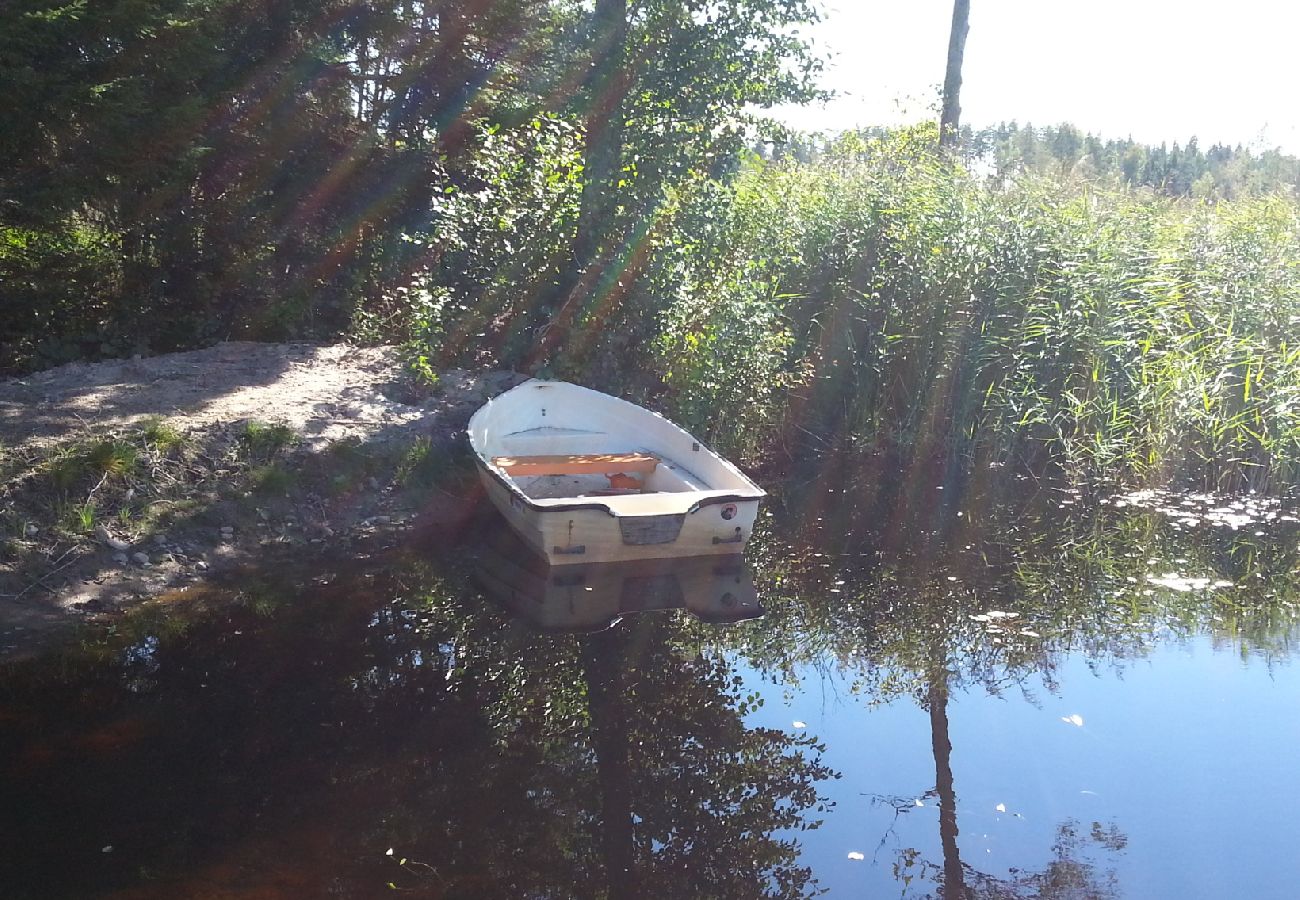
[467,380,765,565]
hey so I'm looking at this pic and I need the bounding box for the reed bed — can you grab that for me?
[655,127,1300,493]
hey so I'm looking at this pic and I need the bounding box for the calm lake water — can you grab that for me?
[3,477,1299,898]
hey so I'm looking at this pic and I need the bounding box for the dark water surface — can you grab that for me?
[3,481,1299,898]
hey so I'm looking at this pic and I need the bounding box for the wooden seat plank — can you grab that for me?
[493,453,659,476]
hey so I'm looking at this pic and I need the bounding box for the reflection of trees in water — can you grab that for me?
[891,816,1125,900]
[732,475,1300,695]
[909,667,1125,900]
[580,619,834,898]
[711,478,1299,898]
[0,558,834,898]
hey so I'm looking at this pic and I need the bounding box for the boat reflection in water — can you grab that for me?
[474,525,762,632]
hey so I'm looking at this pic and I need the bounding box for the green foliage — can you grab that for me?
[0,0,571,373]
[0,223,126,372]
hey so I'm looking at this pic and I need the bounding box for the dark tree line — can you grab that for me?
[763,123,1300,202]
[964,122,1300,198]
[0,0,821,375]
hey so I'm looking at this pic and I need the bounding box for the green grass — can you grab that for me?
[46,439,138,495]
[75,501,96,533]
[85,440,137,477]
[393,437,470,490]
[141,417,187,453]
[55,499,97,534]
[238,421,298,462]
[251,463,297,495]
[46,451,86,494]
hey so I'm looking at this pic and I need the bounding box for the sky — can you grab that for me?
[774,0,1300,154]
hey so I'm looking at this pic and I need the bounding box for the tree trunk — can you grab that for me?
[581,626,643,900]
[939,0,971,149]
[928,674,967,899]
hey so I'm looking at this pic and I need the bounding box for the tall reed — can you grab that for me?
[655,127,1300,492]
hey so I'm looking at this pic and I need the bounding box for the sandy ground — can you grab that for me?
[0,342,524,659]
[0,342,491,453]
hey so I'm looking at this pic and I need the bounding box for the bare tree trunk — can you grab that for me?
[928,674,968,899]
[939,0,971,150]
[582,625,644,900]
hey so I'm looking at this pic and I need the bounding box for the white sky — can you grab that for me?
[775,0,1300,154]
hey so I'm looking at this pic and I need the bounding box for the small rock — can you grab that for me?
[153,534,168,546]
[195,561,209,571]
[25,524,38,537]
[112,552,129,565]
[132,552,150,565]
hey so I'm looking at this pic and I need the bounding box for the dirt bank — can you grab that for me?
[0,342,523,659]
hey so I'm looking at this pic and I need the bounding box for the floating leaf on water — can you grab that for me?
[793,721,807,729]
[385,848,394,857]
[1061,714,1084,727]
[914,798,924,807]
[847,851,865,861]
[1019,629,1041,638]
[995,803,1006,812]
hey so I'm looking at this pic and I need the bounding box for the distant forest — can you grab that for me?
[774,122,1300,200]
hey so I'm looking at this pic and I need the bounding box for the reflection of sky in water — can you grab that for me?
[735,635,1300,898]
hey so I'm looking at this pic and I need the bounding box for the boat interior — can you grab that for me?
[490,427,711,502]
